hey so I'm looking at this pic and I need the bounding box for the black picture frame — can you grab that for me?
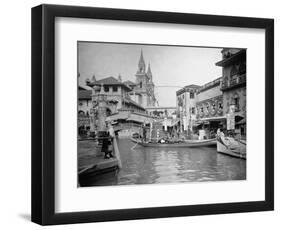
[31,4,274,225]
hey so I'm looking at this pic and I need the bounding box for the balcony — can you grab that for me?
[221,73,246,91]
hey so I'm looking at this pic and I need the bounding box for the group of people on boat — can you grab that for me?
[135,121,244,145]
[136,123,206,145]
[216,128,246,159]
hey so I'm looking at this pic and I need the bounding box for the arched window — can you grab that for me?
[106,108,112,117]
[206,104,209,114]
[140,81,142,88]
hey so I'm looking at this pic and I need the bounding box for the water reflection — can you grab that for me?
[80,138,246,186]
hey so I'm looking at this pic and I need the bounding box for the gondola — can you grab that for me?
[217,135,246,159]
[130,137,217,148]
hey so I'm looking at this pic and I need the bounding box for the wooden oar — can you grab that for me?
[131,142,139,150]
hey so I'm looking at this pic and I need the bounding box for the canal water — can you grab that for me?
[81,138,246,186]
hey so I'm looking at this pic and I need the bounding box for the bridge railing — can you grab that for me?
[113,123,142,130]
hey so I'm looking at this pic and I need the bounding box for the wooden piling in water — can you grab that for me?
[112,136,122,169]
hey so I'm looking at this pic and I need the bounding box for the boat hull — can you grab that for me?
[217,138,246,159]
[131,138,216,148]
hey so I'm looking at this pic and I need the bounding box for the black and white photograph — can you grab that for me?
[29,3,275,226]
[77,42,247,187]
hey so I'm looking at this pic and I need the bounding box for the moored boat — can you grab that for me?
[217,135,246,159]
[130,137,216,148]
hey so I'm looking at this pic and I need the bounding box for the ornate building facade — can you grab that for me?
[196,77,224,121]
[216,48,246,135]
[78,50,158,135]
[86,76,145,116]
[176,80,224,133]
[176,48,246,137]
[82,76,146,133]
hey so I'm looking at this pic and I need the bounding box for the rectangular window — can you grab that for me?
[113,86,118,92]
[190,92,194,99]
[104,86,109,92]
[234,98,240,111]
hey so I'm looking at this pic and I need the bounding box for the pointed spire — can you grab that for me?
[91,74,96,82]
[138,49,146,74]
[140,49,144,62]
[85,78,90,85]
[147,63,152,75]
[118,73,122,82]
[147,62,152,81]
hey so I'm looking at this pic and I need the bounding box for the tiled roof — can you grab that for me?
[79,86,86,90]
[124,98,145,110]
[79,85,92,90]
[106,112,129,121]
[123,80,136,86]
[184,84,201,89]
[197,77,222,93]
[95,76,120,85]
[127,113,154,124]
[176,84,201,95]
[87,77,132,91]
[78,90,91,100]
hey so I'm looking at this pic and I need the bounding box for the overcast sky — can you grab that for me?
[78,42,223,107]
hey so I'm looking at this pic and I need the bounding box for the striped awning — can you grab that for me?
[197,116,226,122]
[127,114,154,124]
[106,113,129,122]
[236,117,246,125]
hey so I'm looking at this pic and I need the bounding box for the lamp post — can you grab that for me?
[97,85,107,132]
[91,85,108,133]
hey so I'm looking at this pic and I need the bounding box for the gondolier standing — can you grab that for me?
[109,123,115,138]
[101,123,114,159]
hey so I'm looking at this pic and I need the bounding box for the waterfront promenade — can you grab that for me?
[78,140,119,183]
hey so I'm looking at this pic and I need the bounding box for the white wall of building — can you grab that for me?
[177,90,197,130]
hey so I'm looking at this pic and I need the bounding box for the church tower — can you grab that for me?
[135,50,149,92]
[137,50,146,74]
[133,50,156,108]
[146,63,156,106]
[147,63,152,82]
